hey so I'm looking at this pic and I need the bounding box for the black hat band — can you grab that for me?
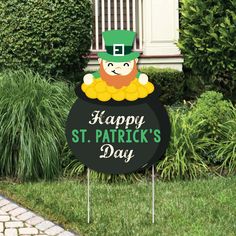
[106,45,133,56]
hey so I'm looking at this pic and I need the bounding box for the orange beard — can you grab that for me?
[100,61,138,89]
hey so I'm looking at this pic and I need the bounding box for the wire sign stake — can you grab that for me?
[87,168,90,224]
[86,165,157,224]
[152,165,155,223]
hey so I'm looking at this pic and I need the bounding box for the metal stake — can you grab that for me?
[87,168,90,224]
[152,165,155,224]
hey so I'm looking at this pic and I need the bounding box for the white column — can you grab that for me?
[132,0,137,49]
[126,0,130,30]
[108,0,111,30]
[114,0,118,29]
[95,0,99,50]
[102,0,105,49]
[120,0,124,29]
[138,0,142,50]
[142,0,181,55]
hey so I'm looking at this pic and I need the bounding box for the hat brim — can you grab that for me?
[97,52,140,62]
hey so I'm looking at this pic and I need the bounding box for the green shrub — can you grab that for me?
[183,71,206,100]
[212,108,236,175]
[0,70,76,180]
[0,0,93,78]
[179,0,236,85]
[191,91,236,171]
[157,109,209,180]
[157,91,236,180]
[191,91,232,136]
[140,67,185,104]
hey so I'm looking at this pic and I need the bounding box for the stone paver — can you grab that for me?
[0,211,7,216]
[0,200,9,207]
[19,227,38,234]
[5,228,17,236]
[26,216,44,226]
[0,216,10,222]
[0,195,77,236]
[5,221,24,228]
[36,221,54,231]
[9,207,27,217]
[1,203,18,212]
[16,211,36,221]
[45,226,64,235]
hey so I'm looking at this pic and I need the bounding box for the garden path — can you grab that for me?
[0,195,77,236]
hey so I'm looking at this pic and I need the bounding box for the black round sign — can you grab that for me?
[66,86,171,174]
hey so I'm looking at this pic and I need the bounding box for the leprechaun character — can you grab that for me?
[81,30,154,102]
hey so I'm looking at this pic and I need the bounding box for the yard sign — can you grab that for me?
[66,30,171,223]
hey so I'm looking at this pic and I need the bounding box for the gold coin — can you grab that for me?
[86,88,97,99]
[125,83,137,93]
[131,78,139,85]
[112,90,125,101]
[92,80,97,85]
[107,85,118,94]
[95,81,106,93]
[145,82,155,94]
[121,86,126,91]
[138,86,148,98]
[97,92,111,102]
[81,83,88,92]
[125,92,139,101]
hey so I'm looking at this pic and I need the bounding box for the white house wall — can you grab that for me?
[143,0,181,56]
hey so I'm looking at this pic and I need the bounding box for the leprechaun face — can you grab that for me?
[98,58,139,89]
[99,59,137,76]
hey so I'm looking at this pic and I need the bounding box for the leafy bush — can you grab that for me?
[212,109,236,174]
[140,67,185,104]
[190,91,236,171]
[157,108,209,180]
[157,91,236,180]
[0,70,75,180]
[179,0,236,86]
[0,0,93,78]
[191,91,232,136]
[183,71,206,100]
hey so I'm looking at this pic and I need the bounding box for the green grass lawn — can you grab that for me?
[0,177,236,236]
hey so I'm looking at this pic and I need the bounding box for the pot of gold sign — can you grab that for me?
[66,30,171,174]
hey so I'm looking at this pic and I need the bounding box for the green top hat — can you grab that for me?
[97,30,140,62]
